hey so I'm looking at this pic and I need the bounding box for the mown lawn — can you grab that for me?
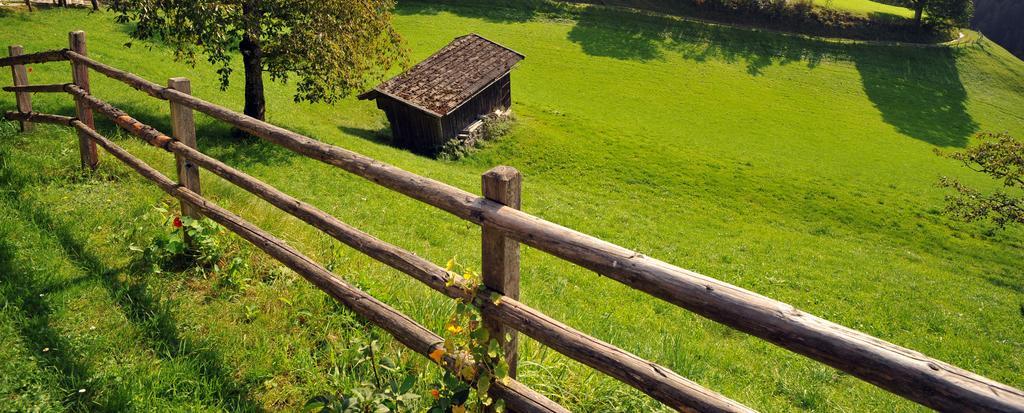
[1,2,1023,412]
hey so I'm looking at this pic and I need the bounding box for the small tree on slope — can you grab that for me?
[109,0,407,122]
[901,0,973,28]
[938,132,1024,229]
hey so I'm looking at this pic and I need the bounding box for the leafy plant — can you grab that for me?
[937,132,1023,229]
[304,336,420,413]
[438,114,516,161]
[425,258,509,413]
[130,205,229,273]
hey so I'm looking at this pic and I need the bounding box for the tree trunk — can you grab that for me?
[90,0,98,10]
[24,0,32,12]
[239,2,265,122]
[239,36,265,122]
[914,2,924,27]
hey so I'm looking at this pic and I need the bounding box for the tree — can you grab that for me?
[938,132,1024,229]
[902,0,973,28]
[109,0,406,122]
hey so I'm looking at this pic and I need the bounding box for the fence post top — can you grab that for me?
[483,165,520,182]
[167,77,191,90]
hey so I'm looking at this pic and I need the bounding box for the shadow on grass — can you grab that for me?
[985,271,1024,294]
[567,7,831,71]
[338,125,393,146]
[854,47,977,147]
[0,234,112,410]
[80,100,299,169]
[395,0,547,23]
[0,151,264,412]
[563,6,977,146]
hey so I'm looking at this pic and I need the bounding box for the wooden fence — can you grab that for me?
[2,32,1023,413]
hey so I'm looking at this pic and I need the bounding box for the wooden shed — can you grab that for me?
[358,34,525,155]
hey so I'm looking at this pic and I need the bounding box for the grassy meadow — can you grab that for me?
[823,0,915,18]
[1,2,1023,412]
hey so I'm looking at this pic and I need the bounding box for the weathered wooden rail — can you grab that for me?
[3,32,1023,413]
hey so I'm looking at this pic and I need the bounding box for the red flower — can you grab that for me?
[173,217,182,228]
[27,67,32,73]
[430,389,440,399]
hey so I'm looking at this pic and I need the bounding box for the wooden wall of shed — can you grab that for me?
[378,97,443,154]
[441,74,512,142]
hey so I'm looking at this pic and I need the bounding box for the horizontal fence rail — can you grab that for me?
[3,110,569,413]
[3,40,1024,412]
[47,81,753,412]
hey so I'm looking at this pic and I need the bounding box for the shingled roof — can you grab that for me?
[358,34,524,117]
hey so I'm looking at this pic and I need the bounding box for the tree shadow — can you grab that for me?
[567,6,831,73]
[566,7,664,61]
[395,0,547,23]
[82,100,298,169]
[564,6,976,145]
[0,229,114,410]
[0,155,263,411]
[854,47,977,147]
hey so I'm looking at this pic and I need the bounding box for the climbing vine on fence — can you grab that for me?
[427,258,509,413]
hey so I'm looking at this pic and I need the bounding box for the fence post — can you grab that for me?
[69,31,98,170]
[168,77,202,226]
[8,45,32,132]
[481,166,521,383]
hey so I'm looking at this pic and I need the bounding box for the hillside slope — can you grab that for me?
[1,4,1022,411]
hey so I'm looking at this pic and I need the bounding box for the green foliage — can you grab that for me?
[425,259,509,413]
[108,0,407,104]
[438,115,516,161]
[303,337,420,412]
[133,205,228,273]
[938,132,1023,229]
[898,0,973,26]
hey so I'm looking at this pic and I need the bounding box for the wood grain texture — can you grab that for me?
[3,111,74,125]
[168,77,201,219]
[60,51,1024,412]
[0,49,66,67]
[7,46,32,131]
[481,166,522,380]
[68,32,97,170]
[3,83,71,93]
[65,84,173,148]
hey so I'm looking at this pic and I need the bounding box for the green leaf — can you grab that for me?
[477,372,492,396]
[494,359,509,378]
[452,388,470,405]
[399,374,416,393]
[488,339,501,358]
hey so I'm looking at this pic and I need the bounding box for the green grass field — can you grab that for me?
[1,2,1023,412]
[822,0,915,18]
